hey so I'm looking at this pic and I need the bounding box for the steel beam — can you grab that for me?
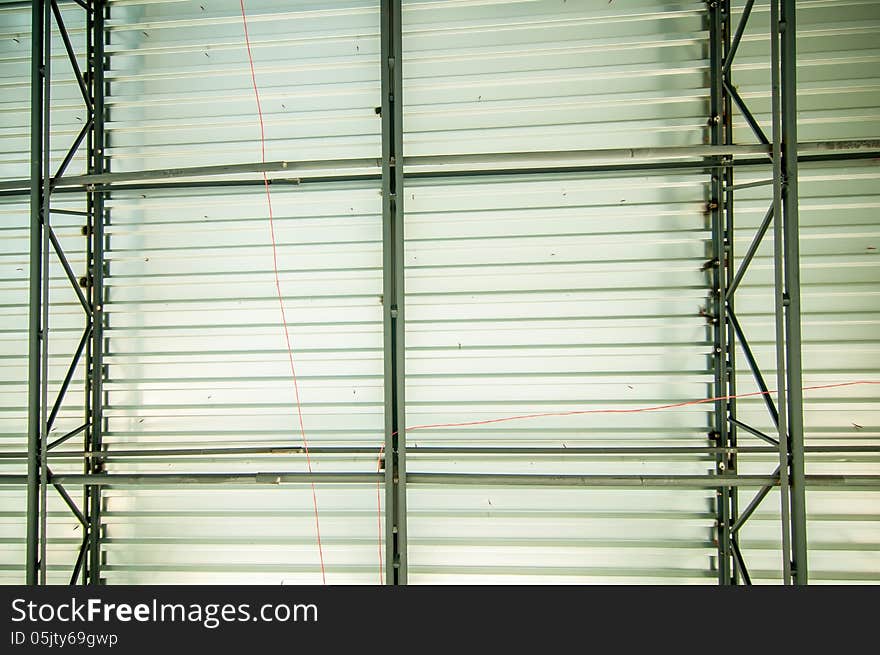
[7,473,382,486]
[3,141,880,195]
[70,534,89,585]
[38,0,52,583]
[728,417,779,448]
[726,203,773,299]
[727,178,773,192]
[728,311,780,427]
[26,0,46,587]
[0,160,313,192]
[781,0,808,585]
[383,474,880,489]
[731,537,752,585]
[725,80,770,146]
[732,468,779,533]
[50,475,88,528]
[770,0,794,586]
[51,0,91,110]
[48,226,91,313]
[722,0,740,581]
[709,0,732,585]
[86,0,107,586]
[47,325,91,430]
[722,0,755,77]
[1,473,879,489]
[82,0,97,586]
[380,0,406,585]
[0,146,868,197]
[2,443,878,461]
[48,422,88,451]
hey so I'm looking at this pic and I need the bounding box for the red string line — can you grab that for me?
[238,0,326,585]
[401,380,880,433]
[375,379,879,577]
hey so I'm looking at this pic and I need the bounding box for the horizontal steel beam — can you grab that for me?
[413,140,880,176]
[0,473,380,486]
[0,445,877,460]
[0,472,876,488]
[406,474,880,488]
[405,144,771,172]
[0,159,376,192]
[2,140,878,195]
[3,153,877,198]
[1,0,88,8]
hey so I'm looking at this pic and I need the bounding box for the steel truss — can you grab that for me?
[708,0,810,586]
[4,0,880,585]
[23,0,106,585]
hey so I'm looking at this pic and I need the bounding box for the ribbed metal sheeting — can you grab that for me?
[100,183,385,584]
[404,172,719,584]
[106,0,382,171]
[97,0,385,584]
[0,1,89,584]
[403,0,717,584]
[0,0,877,585]
[402,0,879,584]
[403,0,710,156]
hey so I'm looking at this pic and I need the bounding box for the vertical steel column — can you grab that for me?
[708,0,732,585]
[380,0,407,585]
[86,0,106,586]
[770,0,793,585]
[82,0,95,587]
[780,0,807,585]
[721,0,739,585]
[38,0,52,586]
[26,0,47,586]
